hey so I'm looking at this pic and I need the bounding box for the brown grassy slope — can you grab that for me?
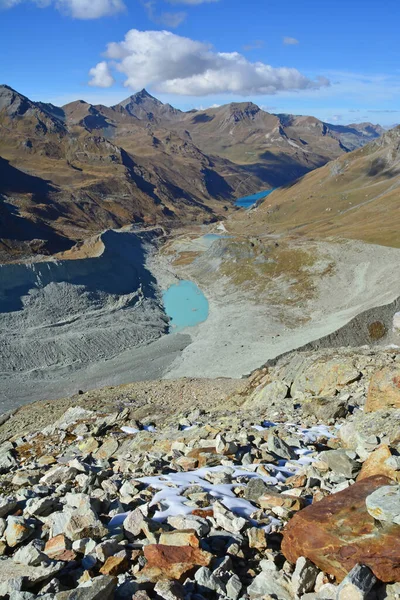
[231,127,400,248]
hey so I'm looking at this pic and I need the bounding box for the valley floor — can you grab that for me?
[0,225,400,412]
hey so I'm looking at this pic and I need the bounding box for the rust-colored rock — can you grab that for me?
[100,554,130,576]
[358,445,399,482]
[365,367,400,412]
[186,447,221,468]
[191,508,214,518]
[44,534,70,559]
[140,544,212,582]
[285,474,307,488]
[174,456,199,471]
[282,475,400,583]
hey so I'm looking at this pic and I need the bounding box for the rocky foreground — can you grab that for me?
[0,346,400,599]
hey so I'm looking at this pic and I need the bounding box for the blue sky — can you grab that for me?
[0,0,399,125]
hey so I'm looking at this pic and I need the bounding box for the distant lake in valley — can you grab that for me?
[235,188,276,208]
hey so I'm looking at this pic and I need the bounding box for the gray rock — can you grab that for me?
[226,574,242,600]
[195,566,226,595]
[266,433,297,460]
[213,501,247,534]
[95,539,120,562]
[366,485,400,524]
[0,447,17,474]
[247,571,292,600]
[64,507,108,541]
[24,497,57,518]
[72,537,97,554]
[55,575,116,599]
[0,558,61,596]
[167,514,210,537]
[291,556,319,595]
[302,397,348,421]
[319,450,360,478]
[245,478,271,504]
[43,407,94,435]
[40,465,77,486]
[0,496,17,518]
[44,509,74,538]
[123,508,145,540]
[336,563,376,599]
[13,540,48,567]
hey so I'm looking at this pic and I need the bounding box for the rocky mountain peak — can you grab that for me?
[0,84,32,115]
[227,101,261,119]
[117,88,163,110]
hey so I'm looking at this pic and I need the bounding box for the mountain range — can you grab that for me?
[0,84,384,261]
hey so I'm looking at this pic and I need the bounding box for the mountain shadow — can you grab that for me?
[0,157,57,198]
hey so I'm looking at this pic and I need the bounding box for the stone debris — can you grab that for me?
[0,346,398,598]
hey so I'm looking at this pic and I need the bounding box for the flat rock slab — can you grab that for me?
[281,475,400,583]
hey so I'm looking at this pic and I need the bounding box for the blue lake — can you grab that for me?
[163,280,209,332]
[201,233,230,247]
[235,188,276,208]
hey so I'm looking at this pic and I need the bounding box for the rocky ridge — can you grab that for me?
[0,346,400,598]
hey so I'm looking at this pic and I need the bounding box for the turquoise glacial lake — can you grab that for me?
[163,280,209,332]
[235,188,276,208]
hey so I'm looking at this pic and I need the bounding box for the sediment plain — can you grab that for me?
[0,224,400,411]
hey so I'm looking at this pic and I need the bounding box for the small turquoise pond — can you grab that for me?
[201,233,230,247]
[163,280,209,332]
[235,188,276,208]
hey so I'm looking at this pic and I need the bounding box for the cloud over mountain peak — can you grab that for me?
[90,29,330,96]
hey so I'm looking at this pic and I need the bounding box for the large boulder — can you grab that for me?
[338,410,400,453]
[281,475,400,582]
[291,357,361,398]
[365,366,400,412]
[247,380,288,409]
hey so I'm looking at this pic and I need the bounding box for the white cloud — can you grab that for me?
[158,10,186,26]
[89,61,115,87]
[93,29,329,96]
[143,0,186,28]
[0,0,126,18]
[283,37,299,45]
[243,40,264,51]
[0,0,22,7]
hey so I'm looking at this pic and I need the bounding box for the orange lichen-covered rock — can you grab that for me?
[100,554,129,576]
[365,367,400,412]
[357,445,399,482]
[282,475,400,583]
[140,544,212,582]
